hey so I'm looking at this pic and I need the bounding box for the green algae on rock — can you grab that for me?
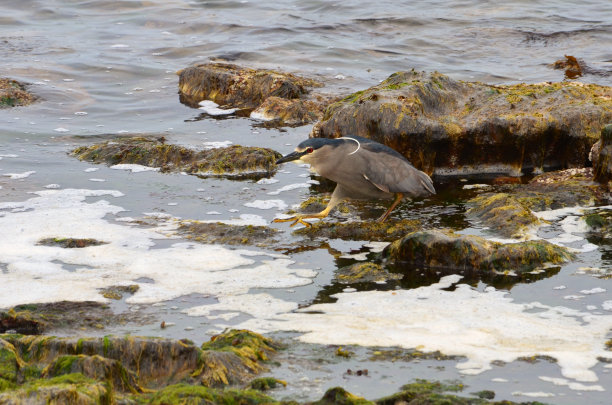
[467,193,539,238]
[99,285,140,301]
[383,229,575,273]
[37,237,108,249]
[584,210,612,239]
[71,137,281,179]
[313,70,612,178]
[249,376,287,391]
[0,78,36,108]
[178,220,279,247]
[177,62,331,126]
[295,219,422,242]
[336,262,402,284]
[0,373,111,404]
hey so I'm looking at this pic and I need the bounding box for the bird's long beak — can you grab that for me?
[276,150,305,164]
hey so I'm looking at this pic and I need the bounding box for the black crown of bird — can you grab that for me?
[274,135,435,227]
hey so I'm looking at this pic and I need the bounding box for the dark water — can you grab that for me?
[1,1,612,403]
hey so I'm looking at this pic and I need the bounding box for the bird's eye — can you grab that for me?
[306,147,314,153]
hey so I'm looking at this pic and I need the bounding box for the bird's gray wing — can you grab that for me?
[359,143,435,197]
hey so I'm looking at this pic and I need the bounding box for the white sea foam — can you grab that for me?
[256,178,279,185]
[538,376,604,391]
[235,275,612,383]
[198,100,237,115]
[267,183,311,195]
[512,391,555,398]
[202,141,233,149]
[0,189,315,319]
[3,171,35,179]
[243,199,287,210]
[110,164,160,173]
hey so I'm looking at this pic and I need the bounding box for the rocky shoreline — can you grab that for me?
[1,64,611,404]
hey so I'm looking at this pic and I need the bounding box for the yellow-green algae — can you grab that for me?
[0,78,36,108]
[295,219,422,242]
[71,137,281,178]
[37,237,108,249]
[336,262,402,284]
[467,193,539,238]
[178,221,279,247]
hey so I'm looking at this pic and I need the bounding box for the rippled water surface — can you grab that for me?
[1,1,612,403]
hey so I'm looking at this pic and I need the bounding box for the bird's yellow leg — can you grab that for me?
[377,192,403,223]
[273,205,334,228]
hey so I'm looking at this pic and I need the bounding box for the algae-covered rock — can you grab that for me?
[0,373,110,404]
[197,329,281,388]
[71,137,281,179]
[593,124,612,184]
[310,387,373,405]
[177,63,331,126]
[584,210,612,239]
[314,70,612,178]
[99,285,139,300]
[383,229,575,273]
[148,383,277,405]
[249,376,287,391]
[178,220,278,247]
[0,78,36,108]
[295,219,422,242]
[36,237,107,248]
[0,309,46,335]
[467,193,539,238]
[0,339,22,385]
[43,354,141,393]
[336,262,402,284]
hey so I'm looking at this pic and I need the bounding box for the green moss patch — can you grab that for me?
[295,219,422,242]
[467,193,539,238]
[336,262,402,284]
[178,220,278,247]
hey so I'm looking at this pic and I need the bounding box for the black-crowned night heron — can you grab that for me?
[273,135,435,227]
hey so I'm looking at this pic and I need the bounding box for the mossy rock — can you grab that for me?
[99,285,139,300]
[0,78,36,108]
[37,237,108,249]
[593,124,612,184]
[147,383,278,405]
[71,137,281,179]
[583,210,612,239]
[336,262,402,284]
[249,376,287,391]
[314,70,612,178]
[43,354,141,393]
[1,308,46,335]
[178,221,279,247]
[295,219,422,242]
[0,373,111,405]
[0,339,23,383]
[467,193,539,238]
[383,229,575,273]
[311,387,373,405]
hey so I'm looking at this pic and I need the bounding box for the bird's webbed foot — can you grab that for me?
[272,215,315,228]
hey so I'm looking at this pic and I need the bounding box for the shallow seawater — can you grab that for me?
[1,0,612,403]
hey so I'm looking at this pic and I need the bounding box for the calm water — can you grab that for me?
[1,1,611,403]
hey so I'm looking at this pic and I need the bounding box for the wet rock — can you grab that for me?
[0,373,111,405]
[249,376,287,391]
[197,329,281,388]
[313,70,612,178]
[178,221,278,247]
[251,96,326,126]
[37,237,107,248]
[593,124,612,184]
[1,301,152,335]
[383,229,575,273]
[0,78,36,108]
[43,354,141,393]
[376,379,463,405]
[295,219,422,242]
[311,386,373,405]
[584,210,612,239]
[99,285,139,300]
[71,137,281,179]
[369,348,458,362]
[467,193,539,238]
[148,383,276,405]
[178,63,331,126]
[336,262,402,284]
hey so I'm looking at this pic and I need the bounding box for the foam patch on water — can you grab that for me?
[244,199,288,210]
[267,183,311,196]
[0,189,314,315]
[110,164,160,173]
[186,293,299,319]
[198,100,237,115]
[236,275,612,384]
[3,171,36,179]
[202,141,233,149]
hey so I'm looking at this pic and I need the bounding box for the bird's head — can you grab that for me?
[275,138,339,165]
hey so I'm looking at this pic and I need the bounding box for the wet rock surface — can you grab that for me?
[383,229,575,274]
[467,193,540,238]
[178,62,334,126]
[295,219,422,242]
[71,137,281,179]
[0,78,36,108]
[313,70,612,178]
[335,262,402,284]
[178,220,279,247]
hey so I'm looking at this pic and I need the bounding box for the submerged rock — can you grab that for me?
[36,237,107,248]
[593,124,612,184]
[178,220,278,247]
[178,62,332,126]
[383,229,575,273]
[71,137,281,179]
[335,262,402,284]
[295,219,422,242]
[467,193,539,238]
[0,78,36,108]
[313,70,612,178]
